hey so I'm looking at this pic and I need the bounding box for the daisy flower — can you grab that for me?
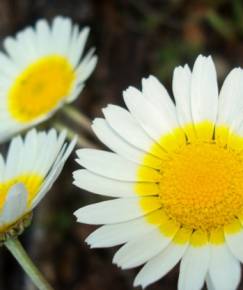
[73,55,243,290]
[0,128,75,241]
[0,16,97,141]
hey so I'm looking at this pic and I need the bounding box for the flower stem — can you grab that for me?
[62,105,92,133]
[5,237,54,290]
[53,121,98,149]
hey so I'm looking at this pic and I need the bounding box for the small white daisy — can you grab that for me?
[0,15,97,141]
[0,128,75,240]
[73,55,243,290]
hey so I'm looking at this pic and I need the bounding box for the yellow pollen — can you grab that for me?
[0,173,43,209]
[138,122,243,235]
[8,55,76,122]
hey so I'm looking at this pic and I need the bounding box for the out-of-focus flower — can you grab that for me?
[0,16,97,141]
[74,55,243,290]
[0,128,75,241]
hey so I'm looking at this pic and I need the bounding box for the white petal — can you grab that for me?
[123,87,176,142]
[73,169,137,197]
[3,36,28,68]
[4,135,24,180]
[68,26,90,67]
[92,118,146,165]
[173,64,192,126]
[0,52,19,77]
[76,149,161,182]
[134,242,188,288]
[31,137,76,208]
[113,226,178,269]
[0,183,27,226]
[51,16,72,55]
[206,275,216,290]
[207,244,240,290]
[0,154,5,182]
[74,197,161,225]
[142,75,178,127]
[75,50,97,83]
[103,105,162,156]
[225,228,243,262]
[86,214,158,248]
[217,68,243,136]
[191,55,218,125]
[35,19,52,55]
[15,28,38,62]
[178,244,210,290]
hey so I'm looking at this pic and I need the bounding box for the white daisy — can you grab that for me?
[0,15,97,141]
[0,128,75,240]
[73,55,243,290]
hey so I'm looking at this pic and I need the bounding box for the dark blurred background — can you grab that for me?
[0,0,243,289]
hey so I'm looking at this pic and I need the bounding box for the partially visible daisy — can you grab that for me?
[0,16,97,141]
[74,55,243,290]
[0,128,75,240]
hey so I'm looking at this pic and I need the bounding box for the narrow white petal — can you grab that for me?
[217,68,243,125]
[0,52,19,77]
[31,137,76,208]
[173,64,192,126]
[4,135,24,180]
[0,154,5,182]
[178,245,210,290]
[113,226,178,269]
[35,18,52,55]
[74,197,161,225]
[76,51,97,83]
[134,242,188,288]
[92,118,146,165]
[68,26,90,67]
[142,75,178,127]
[103,105,161,155]
[76,149,161,182]
[51,16,72,55]
[73,169,137,197]
[123,87,176,141]
[15,28,38,62]
[207,244,240,290]
[191,55,218,125]
[225,229,243,262]
[206,275,216,290]
[86,214,158,248]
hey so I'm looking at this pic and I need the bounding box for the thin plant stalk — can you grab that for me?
[62,105,92,134]
[5,237,54,290]
[54,121,98,149]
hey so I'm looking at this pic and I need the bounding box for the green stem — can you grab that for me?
[62,105,92,133]
[54,121,98,149]
[5,237,54,290]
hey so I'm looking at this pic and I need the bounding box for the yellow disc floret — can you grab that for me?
[8,55,76,122]
[138,123,243,235]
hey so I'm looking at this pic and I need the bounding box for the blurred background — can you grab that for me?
[0,0,243,289]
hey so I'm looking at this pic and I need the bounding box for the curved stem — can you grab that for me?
[62,105,92,133]
[5,237,54,290]
[53,121,98,149]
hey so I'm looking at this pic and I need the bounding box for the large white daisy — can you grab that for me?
[73,55,243,290]
[0,128,75,240]
[0,16,97,141]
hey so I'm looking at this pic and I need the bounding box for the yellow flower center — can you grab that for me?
[8,55,76,123]
[160,141,243,231]
[138,122,243,236]
[0,173,43,209]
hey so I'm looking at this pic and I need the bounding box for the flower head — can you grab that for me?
[74,55,243,290]
[0,128,75,242]
[0,16,97,141]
